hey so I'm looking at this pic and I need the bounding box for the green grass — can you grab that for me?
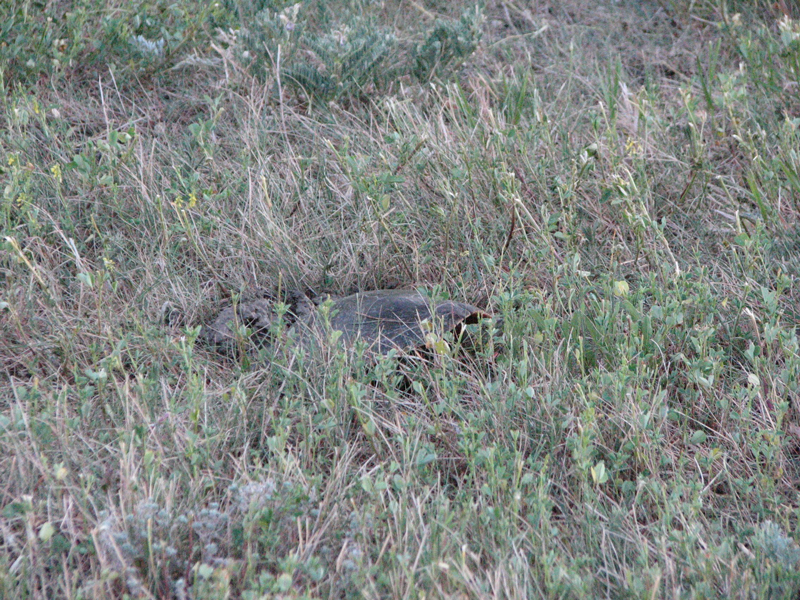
[2,0,800,597]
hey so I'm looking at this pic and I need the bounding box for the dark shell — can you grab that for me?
[296,289,487,354]
[203,289,488,355]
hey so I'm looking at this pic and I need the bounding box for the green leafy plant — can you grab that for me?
[233,1,483,102]
[283,25,396,101]
[412,5,484,82]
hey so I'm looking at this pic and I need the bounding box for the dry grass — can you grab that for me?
[2,0,800,597]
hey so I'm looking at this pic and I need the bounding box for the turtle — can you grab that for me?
[202,288,491,355]
[297,289,491,354]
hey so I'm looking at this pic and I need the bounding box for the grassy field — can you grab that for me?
[2,0,800,597]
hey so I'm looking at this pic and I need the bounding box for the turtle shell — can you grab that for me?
[295,289,488,354]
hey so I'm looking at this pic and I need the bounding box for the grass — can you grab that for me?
[2,0,800,597]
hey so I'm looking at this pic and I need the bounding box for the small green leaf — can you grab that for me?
[197,564,214,579]
[83,368,107,382]
[360,475,373,493]
[690,430,707,445]
[276,572,293,592]
[39,522,56,542]
[590,461,608,485]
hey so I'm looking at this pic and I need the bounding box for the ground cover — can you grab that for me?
[2,0,800,597]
